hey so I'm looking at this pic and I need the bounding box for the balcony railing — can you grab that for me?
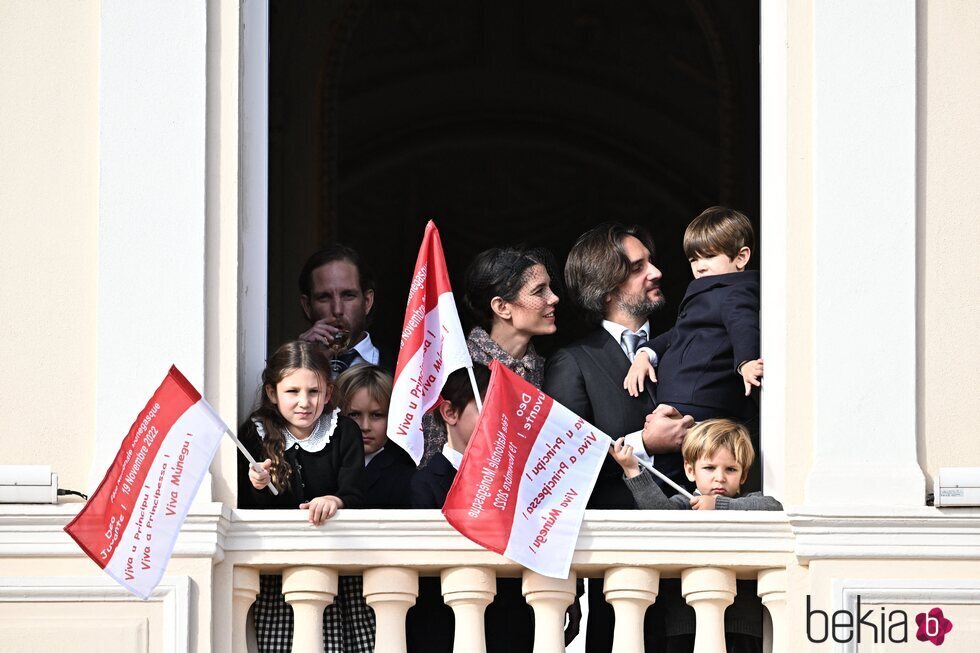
[224,509,795,653]
[5,503,976,652]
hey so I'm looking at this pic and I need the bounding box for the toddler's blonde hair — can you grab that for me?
[681,418,755,474]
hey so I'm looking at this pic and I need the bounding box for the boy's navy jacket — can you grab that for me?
[361,441,416,509]
[409,453,457,509]
[649,270,760,418]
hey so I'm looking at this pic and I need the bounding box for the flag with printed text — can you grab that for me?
[442,361,610,579]
[387,220,473,463]
[65,366,228,599]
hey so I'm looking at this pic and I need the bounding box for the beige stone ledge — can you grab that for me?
[4,505,979,567]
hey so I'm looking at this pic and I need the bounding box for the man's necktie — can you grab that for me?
[622,330,646,361]
[329,349,360,375]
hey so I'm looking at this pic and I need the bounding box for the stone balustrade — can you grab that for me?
[3,504,977,653]
[221,509,794,653]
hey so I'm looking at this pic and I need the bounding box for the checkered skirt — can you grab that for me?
[254,574,375,652]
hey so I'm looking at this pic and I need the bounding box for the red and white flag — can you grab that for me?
[388,220,473,463]
[65,367,228,599]
[442,361,610,579]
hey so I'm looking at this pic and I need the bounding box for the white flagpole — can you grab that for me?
[466,365,484,413]
[225,428,279,496]
[635,456,694,500]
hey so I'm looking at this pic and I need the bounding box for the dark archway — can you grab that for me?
[268,0,760,358]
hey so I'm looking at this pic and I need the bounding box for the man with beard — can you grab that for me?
[298,244,394,373]
[543,222,694,653]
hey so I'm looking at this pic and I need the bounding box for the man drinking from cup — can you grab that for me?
[298,244,391,373]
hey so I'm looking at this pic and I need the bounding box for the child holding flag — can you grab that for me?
[237,340,365,652]
[409,365,490,653]
[408,365,533,653]
[611,418,781,653]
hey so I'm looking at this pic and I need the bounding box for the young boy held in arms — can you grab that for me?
[611,419,781,653]
[624,207,763,421]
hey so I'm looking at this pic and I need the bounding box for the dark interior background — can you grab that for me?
[267,0,760,360]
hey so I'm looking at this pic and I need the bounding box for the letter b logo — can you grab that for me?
[916,607,953,645]
[806,595,829,643]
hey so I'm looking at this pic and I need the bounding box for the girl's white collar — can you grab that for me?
[253,408,340,453]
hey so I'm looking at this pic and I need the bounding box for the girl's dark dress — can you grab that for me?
[237,409,365,652]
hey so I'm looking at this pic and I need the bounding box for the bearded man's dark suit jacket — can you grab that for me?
[543,328,687,507]
[544,327,688,653]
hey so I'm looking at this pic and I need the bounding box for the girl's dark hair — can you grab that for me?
[463,247,561,332]
[253,340,334,489]
[436,363,491,424]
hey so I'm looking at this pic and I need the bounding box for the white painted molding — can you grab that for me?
[0,503,227,558]
[788,506,980,561]
[759,0,789,501]
[807,0,924,506]
[0,506,792,565]
[0,575,191,653]
[239,0,270,421]
[9,506,980,566]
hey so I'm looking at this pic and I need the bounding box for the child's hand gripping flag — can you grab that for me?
[64,367,229,599]
[387,220,473,463]
[442,361,610,579]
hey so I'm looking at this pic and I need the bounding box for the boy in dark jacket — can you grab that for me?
[624,207,762,422]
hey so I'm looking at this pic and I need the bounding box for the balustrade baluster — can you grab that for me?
[522,570,576,653]
[363,567,419,653]
[757,568,788,653]
[441,566,496,653]
[282,566,338,653]
[682,566,736,653]
[604,566,660,653]
[232,567,260,653]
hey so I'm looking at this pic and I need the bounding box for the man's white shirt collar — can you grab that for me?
[442,443,464,470]
[352,332,380,366]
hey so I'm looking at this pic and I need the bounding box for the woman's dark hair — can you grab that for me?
[463,247,561,332]
[436,363,491,423]
[253,340,334,489]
